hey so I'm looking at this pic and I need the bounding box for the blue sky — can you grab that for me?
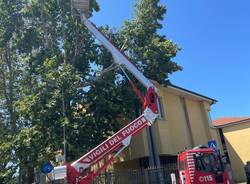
[91,0,250,119]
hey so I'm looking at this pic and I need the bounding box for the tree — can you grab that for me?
[0,0,100,182]
[13,0,100,182]
[120,0,182,84]
[0,0,25,183]
[0,0,182,183]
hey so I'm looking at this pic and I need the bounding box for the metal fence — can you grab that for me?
[93,164,179,184]
[35,164,179,184]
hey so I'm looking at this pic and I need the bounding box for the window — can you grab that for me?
[195,154,212,172]
[157,97,165,119]
[195,153,223,173]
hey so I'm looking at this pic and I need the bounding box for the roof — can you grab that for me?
[151,81,217,104]
[168,84,217,104]
[213,117,250,127]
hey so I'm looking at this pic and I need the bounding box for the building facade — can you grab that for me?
[114,82,218,171]
[213,117,250,182]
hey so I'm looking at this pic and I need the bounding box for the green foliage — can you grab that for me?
[0,0,181,183]
[121,0,182,84]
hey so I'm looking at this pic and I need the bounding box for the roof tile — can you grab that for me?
[213,117,250,127]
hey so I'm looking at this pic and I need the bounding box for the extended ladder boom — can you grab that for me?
[79,13,157,91]
[72,115,148,169]
[60,1,159,184]
[66,86,158,184]
[66,112,155,184]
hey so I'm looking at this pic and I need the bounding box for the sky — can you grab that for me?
[91,0,250,120]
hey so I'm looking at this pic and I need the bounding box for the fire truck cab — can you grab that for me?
[178,147,231,184]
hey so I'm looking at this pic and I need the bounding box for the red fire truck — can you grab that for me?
[178,146,231,184]
[52,1,231,184]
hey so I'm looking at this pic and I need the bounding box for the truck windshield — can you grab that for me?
[195,153,223,173]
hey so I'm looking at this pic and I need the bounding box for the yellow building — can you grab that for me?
[213,117,250,182]
[114,82,218,170]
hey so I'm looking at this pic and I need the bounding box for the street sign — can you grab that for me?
[208,140,218,150]
[41,162,54,174]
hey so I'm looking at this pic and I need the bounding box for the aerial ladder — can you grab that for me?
[52,1,233,184]
[58,0,159,184]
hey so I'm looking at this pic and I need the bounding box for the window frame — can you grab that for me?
[157,96,165,120]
